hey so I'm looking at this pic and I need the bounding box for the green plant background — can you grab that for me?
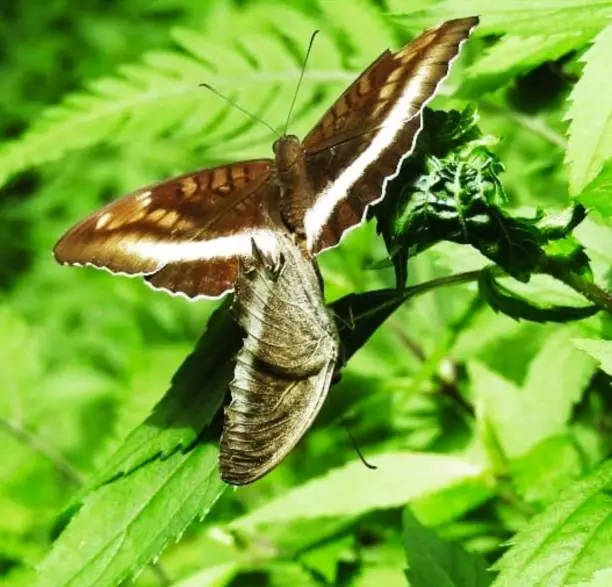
[1,1,611,586]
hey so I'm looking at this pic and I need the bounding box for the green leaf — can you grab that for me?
[380,109,546,282]
[565,22,612,195]
[0,304,42,417]
[492,459,612,587]
[573,338,612,375]
[478,269,598,323]
[231,452,491,528]
[32,301,237,586]
[573,568,612,587]
[461,30,596,98]
[576,160,612,223]
[331,289,404,360]
[35,442,225,587]
[403,508,494,587]
[94,299,240,485]
[173,563,239,587]
[470,331,596,459]
[393,1,612,37]
[0,4,362,188]
[509,435,584,505]
[319,0,394,63]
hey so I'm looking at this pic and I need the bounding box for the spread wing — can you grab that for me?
[53,160,282,299]
[220,237,339,485]
[302,17,479,254]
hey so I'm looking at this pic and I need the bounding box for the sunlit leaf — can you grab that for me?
[492,460,612,587]
[576,160,612,223]
[231,452,491,528]
[572,338,612,375]
[35,442,225,587]
[565,22,612,195]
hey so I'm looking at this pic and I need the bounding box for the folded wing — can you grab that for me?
[220,235,339,484]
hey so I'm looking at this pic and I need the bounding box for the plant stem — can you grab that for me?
[0,417,82,486]
[540,256,612,315]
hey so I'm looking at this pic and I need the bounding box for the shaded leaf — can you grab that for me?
[95,299,240,485]
[379,108,546,282]
[509,435,584,505]
[478,268,598,323]
[461,30,596,98]
[403,508,494,587]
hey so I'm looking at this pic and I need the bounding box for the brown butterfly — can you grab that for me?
[54,17,479,299]
[222,234,340,484]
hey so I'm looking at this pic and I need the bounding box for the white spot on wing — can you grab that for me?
[137,190,152,207]
[96,212,112,229]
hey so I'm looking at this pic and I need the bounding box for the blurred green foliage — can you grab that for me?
[0,1,611,586]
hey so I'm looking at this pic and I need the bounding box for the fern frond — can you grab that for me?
[0,1,396,188]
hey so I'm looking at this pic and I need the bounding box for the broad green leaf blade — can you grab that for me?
[470,329,596,459]
[492,460,612,587]
[576,160,612,223]
[35,442,225,587]
[478,269,598,323]
[574,568,612,587]
[95,299,240,485]
[403,509,494,587]
[231,452,491,528]
[173,563,239,587]
[392,1,612,37]
[509,435,584,505]
[565,22,612,195]
[573,338,612,375]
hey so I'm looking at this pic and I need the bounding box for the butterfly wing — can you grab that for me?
[54,160,282,299]
[302,17,479,254]
[220,236,339,485]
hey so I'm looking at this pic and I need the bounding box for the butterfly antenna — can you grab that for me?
[200,83,280,138]
[343,423,377,470]
[284,30,319,135]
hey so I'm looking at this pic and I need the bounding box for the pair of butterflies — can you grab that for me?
[54,17,479,484]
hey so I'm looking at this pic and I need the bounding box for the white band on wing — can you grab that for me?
[121,228,280,265]
[303,72,424,252]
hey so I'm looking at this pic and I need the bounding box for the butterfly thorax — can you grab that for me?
[273,134,313,240]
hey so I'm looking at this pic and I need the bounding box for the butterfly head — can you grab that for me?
[273,134,304,172]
